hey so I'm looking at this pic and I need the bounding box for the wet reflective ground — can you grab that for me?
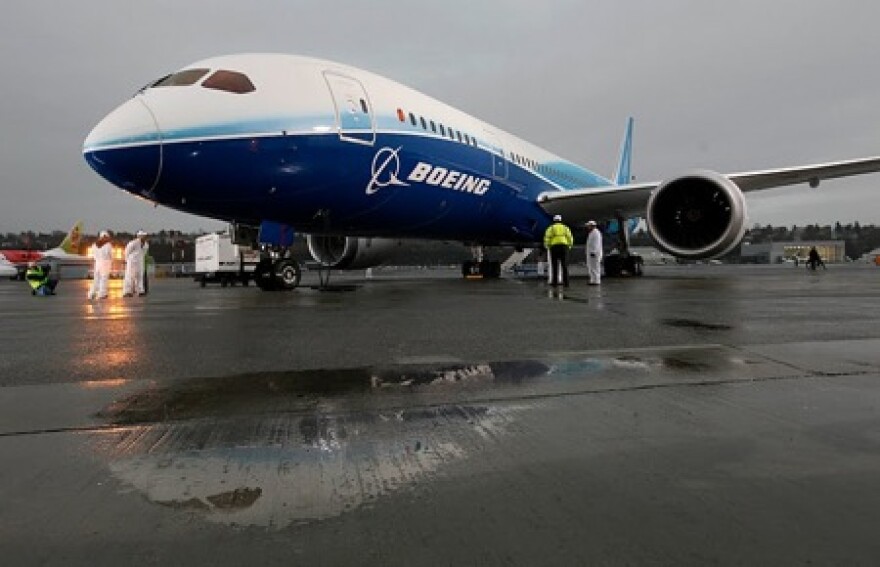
[2,265,880,565]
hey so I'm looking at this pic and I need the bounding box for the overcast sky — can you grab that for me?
[2,1,880,234]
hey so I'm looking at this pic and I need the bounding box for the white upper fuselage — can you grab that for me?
[83,54,612,244]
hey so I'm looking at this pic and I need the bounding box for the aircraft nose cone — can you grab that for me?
[83,97,162,195]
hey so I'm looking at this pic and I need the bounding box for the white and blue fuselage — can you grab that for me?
[84,53,613,245]
[86,53,880,266]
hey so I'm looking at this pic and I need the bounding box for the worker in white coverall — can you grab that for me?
[123,230,149,297]
[585,220,603,285]
[88,231,113,299]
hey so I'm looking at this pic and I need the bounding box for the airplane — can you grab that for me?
[82,53,880,289]
[0,256,17,278]
[0,221,92,278]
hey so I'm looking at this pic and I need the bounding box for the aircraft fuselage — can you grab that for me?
[84,54,612,245]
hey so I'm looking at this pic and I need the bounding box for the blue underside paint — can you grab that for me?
[85,131,616,244]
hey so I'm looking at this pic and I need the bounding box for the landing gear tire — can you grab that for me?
[603,255,643,278]
[273,259,301,291]
[461,260,500,279]
[254,258,276,291]
[627,256,644,276]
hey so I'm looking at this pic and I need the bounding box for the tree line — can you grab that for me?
[4,223,880,264]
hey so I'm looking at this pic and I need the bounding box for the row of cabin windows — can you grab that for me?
[511,151,585,186]
[142,71,582,187]
[397,108,479,148]
[395,106,585,186]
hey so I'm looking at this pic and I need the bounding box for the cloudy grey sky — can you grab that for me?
[2,1,879,234]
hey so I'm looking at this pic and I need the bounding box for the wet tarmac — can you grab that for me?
[2,264,880,565]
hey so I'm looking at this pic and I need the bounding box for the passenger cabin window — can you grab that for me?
[409,112,417,126]
[152,68,210,88]
[201,70,255,94]
[360,99,369,113]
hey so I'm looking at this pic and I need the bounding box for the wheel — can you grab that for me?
[273,259,301,290]
[254,258,276,291]
[603,256,622,277]
[479,260,501,278]
[620,255,644,276]
[199,275,207,288]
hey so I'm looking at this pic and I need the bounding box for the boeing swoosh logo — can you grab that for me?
[365,146,410,195]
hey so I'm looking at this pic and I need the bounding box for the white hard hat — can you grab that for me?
[553,214,562,222]
[586,220,597,226]
[99,230,110,238]
[136,230,147,237]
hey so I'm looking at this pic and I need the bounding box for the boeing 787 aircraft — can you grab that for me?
[83,54,880,288]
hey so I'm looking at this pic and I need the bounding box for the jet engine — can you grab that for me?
[646,170,748,260]
[306,235,401,269]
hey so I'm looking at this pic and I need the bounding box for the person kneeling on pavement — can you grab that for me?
[26,262,58,296]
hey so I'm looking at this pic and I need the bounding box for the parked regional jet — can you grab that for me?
[0,221,91,278]
[82,54,880,288]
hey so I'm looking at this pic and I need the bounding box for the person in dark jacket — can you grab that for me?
[807,247,826,271]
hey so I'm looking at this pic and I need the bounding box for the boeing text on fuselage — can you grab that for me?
[366,146,491,197]
[406,162,491,196]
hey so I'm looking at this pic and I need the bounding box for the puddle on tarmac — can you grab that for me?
[96,351,743,426]
[94,347,756,529]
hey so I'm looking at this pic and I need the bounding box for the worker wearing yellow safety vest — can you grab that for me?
[543,214,574,286]
[25,262,57,296]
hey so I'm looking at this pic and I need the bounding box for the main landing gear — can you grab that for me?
[602,211,644,278]
[461,245,501,279]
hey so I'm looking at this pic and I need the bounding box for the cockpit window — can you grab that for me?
[152,68,210,88]
[201,70,255,94]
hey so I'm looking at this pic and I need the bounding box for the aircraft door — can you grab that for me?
[323,71,376,145]
[483,129,508,180]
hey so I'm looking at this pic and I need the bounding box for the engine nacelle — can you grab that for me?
[646,170,748,260]
[306,235,401,269]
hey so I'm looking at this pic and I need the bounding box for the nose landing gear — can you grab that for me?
[254,255,302,291]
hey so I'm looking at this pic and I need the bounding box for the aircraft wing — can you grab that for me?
[537,155,880,222]
[537,181,658,222]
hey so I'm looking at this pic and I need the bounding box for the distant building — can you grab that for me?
[862,248,880,265]
[739,240,845,264]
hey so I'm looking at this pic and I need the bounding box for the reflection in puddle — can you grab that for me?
[94,347,752,529]
[100,405,518,528]
[96,362,551,425]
